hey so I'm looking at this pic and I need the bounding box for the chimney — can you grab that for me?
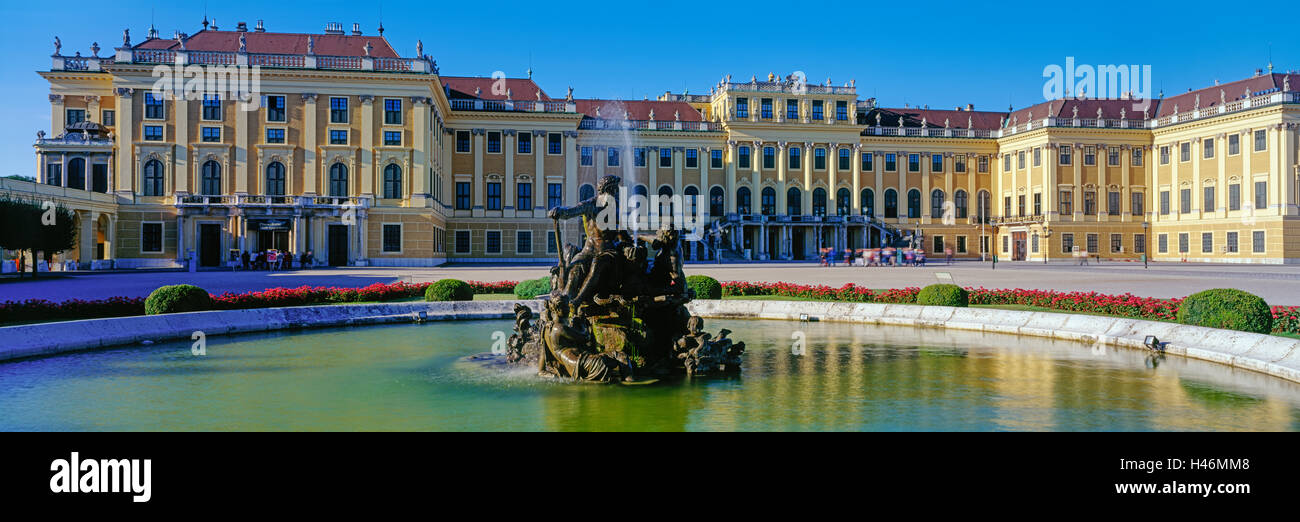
[236,21,248,32]
[352,23,362,36]
[211,19,218,31]
[1256,68,1263,77]
[966,103,974,111]
[255,20,265,32]
[324,22,343,35]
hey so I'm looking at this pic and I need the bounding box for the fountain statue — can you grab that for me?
[506,174,744,383]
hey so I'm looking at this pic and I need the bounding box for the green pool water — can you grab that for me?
[2,319,1298,431]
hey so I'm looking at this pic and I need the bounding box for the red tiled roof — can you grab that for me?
[1007,98,1153,124]
[134,29,399,58]
[1156,72,1298,117]
[440,76,551,101]
[574,99,702,121]
[866,107,1006,130]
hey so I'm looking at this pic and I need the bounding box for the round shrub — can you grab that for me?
[916,283,968,307]
[513,277,551,299]
[425,279,474,302]
[1176,288,1272,333]
[686,275,722,300]
[144,284,213,315]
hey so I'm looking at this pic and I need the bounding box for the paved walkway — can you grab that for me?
[2,261,1299,305]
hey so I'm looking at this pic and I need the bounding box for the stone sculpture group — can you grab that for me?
[506,175,744,383]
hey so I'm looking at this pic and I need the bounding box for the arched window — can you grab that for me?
[930,189,946,219]
[142,159,164,196]
[836,188,851,216]
[787,187,802,215]
[201,160,221,196]
[955,189,969,219]
[812,188,827,216]
[67,158,85,190]
[907,189,921,218]
[977,190,991,223]
[265,162,286,197]
[884,188,898,218]
[579,184,595,201]
[709,186,724,217]
[761,187,776,215]
[383,164,402,199]
[633,184,648,197]
[329,163,349,197]
[658,185,673,197]
[861,188,875,217]
[736,187,752,215]
[684,185,699,218]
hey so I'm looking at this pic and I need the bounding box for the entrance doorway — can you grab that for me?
[199,224,222,267]
[766,228,779,260]
[792,229,806,260]
[328,225,349,266]
[258,230,290,252]
[1012,231,1027,261]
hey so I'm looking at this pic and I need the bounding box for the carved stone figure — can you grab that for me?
[308,36,315,55]
[503,174,745,383]
[238,33,246,53]
[53,36,61,55]
[122,29,130,47]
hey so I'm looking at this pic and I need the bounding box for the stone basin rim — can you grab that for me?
[1,299,1297,384]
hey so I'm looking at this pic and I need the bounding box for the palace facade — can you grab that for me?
[12,20,1300,270]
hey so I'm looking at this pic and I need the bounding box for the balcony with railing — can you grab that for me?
[174,194,371,208]
[102,49,435,74]
[1153,90,1298,128]
[449,98,576,113]
[577,119,722,132]
[718,80,856,96]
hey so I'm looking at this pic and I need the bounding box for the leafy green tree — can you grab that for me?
[0,196,79,278]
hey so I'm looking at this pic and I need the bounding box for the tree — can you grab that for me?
[0,195,78,278]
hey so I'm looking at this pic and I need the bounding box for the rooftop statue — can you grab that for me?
[507,174,744,383]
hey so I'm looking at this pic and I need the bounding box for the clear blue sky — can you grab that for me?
[2,0,1296,176]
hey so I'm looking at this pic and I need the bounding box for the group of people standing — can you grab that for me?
[819,246,954,267]
[234,250,314,271]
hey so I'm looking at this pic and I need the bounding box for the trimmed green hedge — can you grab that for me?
[916,283,969,307]
[1176,288,1272,333]
[513,277,551,299]
[687,275,722,300]
[144,284,213,315]
[425,279,474,302]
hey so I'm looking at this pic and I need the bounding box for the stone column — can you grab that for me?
[303,94,319,195]
[175,97,189,193]
[647,146,658,195]
[564,131,578,205]
[234,92,249,195]
[750,141,761,215]
[472,129,484,214]
[726,140,737,212]
[897,150,906,223]
[115,89,136,195]
[49,94,65,137]
[672,146,683,197]
[851,144,862,214]
[772,142,786,215]
[78,210,96,266]
[533,131,545,212]
[359,96,375,197]
[410,96,428,200]
[802,143,813,215]
[828,143,839,215]
[504,129,516,217]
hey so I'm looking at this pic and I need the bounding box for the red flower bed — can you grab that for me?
[5,279,1300,337]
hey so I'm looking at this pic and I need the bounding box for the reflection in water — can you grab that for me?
[0,319,1297,431]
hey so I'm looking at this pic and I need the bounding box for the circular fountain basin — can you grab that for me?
[1,318,1297,431]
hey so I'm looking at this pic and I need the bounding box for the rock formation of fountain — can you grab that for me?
[506,174,744,383]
